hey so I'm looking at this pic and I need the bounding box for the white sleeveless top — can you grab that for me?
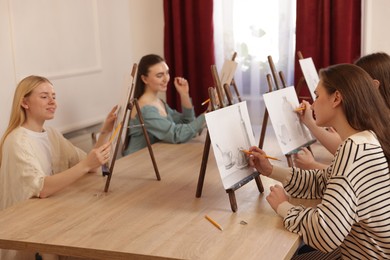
[22,127,53,176]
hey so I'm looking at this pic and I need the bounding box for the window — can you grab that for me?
[213,0,296,128]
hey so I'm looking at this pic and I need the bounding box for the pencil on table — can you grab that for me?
[109,123,122,143]
[240,149,281,161]
[201,98,210,106]
[205,215,223,231]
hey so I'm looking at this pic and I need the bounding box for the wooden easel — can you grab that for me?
[196,64,264,212]
[225,52,242,103]
[103,64,161,192]
[258,55,314,167]
[295,51,313,102]
[258,55,294,166]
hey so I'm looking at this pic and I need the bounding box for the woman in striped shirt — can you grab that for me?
[249,64,390,259]
[294,52,390,170]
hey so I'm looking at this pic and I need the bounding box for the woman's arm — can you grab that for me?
[249,146,328,199]
[39,142,111,198]
[174,77,192,109]
[142,106,205,144]
[293,147,328,169]
[95,105,118,148]
[298,100,342,154]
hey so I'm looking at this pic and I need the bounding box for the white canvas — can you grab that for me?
[219,59,238,87]
[263,86,315,155]
[299,57,319,100]
[205,101,256,189]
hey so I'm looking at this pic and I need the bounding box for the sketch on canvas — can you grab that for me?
[299,57,319,100]
[205,101,256,189]
[263,86,316,155]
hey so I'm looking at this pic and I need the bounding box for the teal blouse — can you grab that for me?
[123,102,205,155]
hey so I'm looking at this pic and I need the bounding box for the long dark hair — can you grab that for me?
[354,52,390,109]
[319,64,390,162]
[133,54,165,99]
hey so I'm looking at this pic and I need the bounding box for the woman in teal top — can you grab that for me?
[123,54,206,155]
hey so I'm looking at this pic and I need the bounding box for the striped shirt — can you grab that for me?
[272,130,390,259]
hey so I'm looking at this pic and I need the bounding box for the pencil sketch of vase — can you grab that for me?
[278,96,303,146]
[235,105,250,168]
[278,123,291,145]
[216,143,235,170]
[236,147,248,169]
[238,105,251,148]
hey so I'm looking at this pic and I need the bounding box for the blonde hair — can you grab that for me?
[0,75,52,165]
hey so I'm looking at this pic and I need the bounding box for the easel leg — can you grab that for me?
[259,109,269,149]
[145,143,161,181]
[104,170,112,192]
[286,154,293,167]
[196,131,211,197]
[135,99,161,181]
[254,175,264,193]
[227,190,238,212]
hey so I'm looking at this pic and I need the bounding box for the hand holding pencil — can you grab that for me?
[295,100,316,127]
[241,149,280,161]
[247,146,274,177]
[294,101,307,113]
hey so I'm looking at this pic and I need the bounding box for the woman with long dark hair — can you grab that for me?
[250,64,390,258]
[123,54,206,155]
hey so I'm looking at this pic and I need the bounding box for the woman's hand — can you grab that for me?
[174,77,190,96]
[94,105,118,147]
[266,184,289,212]
[174,77,192,109]
[292,147,315,169]
[100,105,118,134]
[85,142,112,172]
[248,146,273,177]
[296,100,316,128]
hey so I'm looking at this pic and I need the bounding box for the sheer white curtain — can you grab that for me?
[213,0,296,97]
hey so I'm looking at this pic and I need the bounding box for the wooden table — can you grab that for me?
[0,136,319,260]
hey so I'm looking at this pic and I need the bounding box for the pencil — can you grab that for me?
[264,155,281,161]
[201,98,210,106]
[109,122,122,143]
[205,215,223,231]
[240,150,281,161]
[294,107,306,112]
[241,149,252,155]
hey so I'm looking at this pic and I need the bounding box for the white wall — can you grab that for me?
[1,0,388,137]
[0,0,164,136]
[362,0,390,55]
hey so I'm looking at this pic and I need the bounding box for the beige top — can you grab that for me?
[0,126,86,211]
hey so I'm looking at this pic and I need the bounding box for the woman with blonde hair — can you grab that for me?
[0,75,116,259]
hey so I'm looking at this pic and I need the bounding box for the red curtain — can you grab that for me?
[163,0,215,114]
[295,0,361,99]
